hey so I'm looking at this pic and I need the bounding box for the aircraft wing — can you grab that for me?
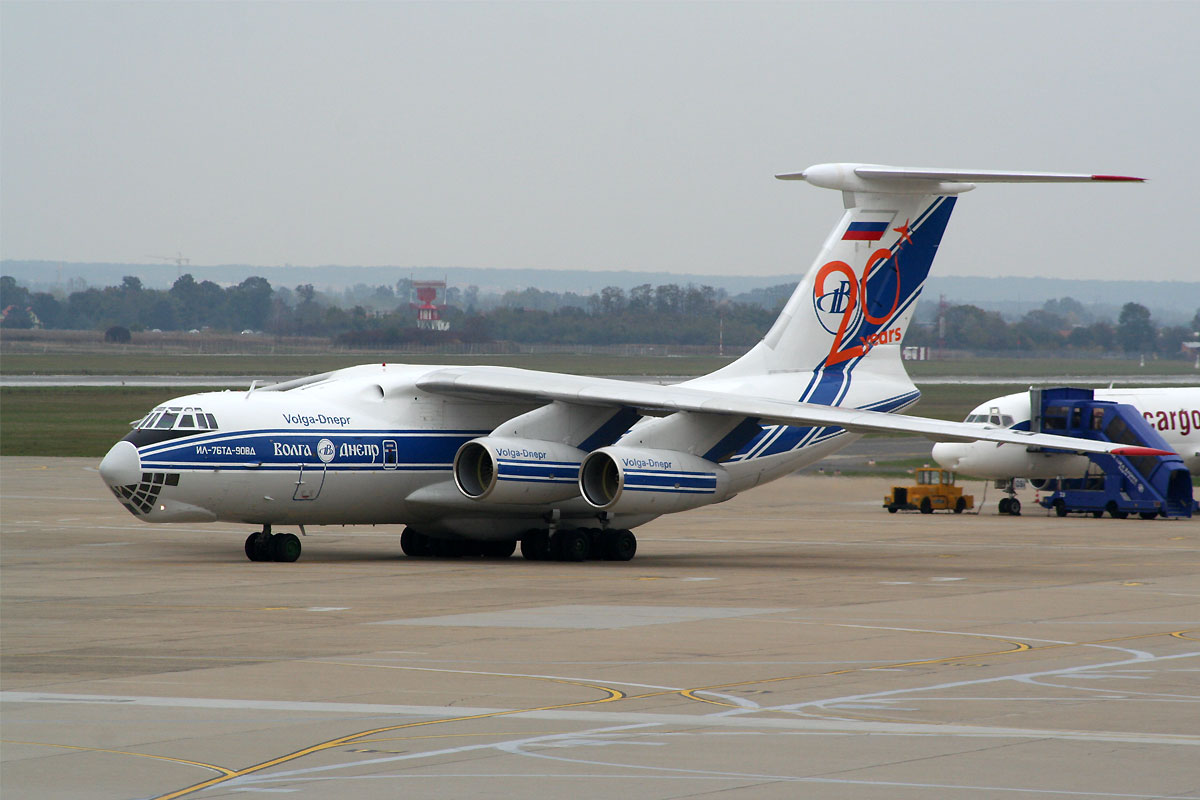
[415,366,1172,457]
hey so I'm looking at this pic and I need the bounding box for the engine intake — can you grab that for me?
[579,446,731,514]
[453,437,585,504]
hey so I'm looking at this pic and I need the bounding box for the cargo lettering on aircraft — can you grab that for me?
[1144,408,1199,435]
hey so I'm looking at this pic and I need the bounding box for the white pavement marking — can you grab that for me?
[711,650,1200,721]
[500,736,1200,799]
[5,691,1196,747]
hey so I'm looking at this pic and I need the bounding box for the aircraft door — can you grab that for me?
[383,440,398,470]
[293,463,327,501]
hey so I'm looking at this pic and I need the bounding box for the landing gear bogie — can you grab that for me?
[244,526,303,563]
[400,526,637,563]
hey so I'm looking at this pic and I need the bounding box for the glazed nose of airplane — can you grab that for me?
[99,440,142,486]
[930,442,965,470]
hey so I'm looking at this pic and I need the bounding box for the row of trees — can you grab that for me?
[905,301,1198,358]
[0,273,776,347]
[1,274,1196,357]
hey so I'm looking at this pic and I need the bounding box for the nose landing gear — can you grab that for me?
[244,525,302,562]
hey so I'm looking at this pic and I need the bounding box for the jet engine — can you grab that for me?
[579,446,731,514]
[453,436,585,504]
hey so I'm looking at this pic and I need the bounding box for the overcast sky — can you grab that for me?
[2,1,1196,282]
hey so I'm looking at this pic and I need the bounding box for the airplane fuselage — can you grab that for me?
[102,363,915,539]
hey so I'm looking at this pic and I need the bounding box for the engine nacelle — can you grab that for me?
[579,446,731,514]
[453,437,584,504]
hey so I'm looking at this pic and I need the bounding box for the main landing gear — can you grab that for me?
[400,528,517,559]
[520,527,637,562]
[244,525,302,562]
[399,526,637,563]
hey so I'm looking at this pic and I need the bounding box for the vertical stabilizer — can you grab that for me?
[700,164,1143,409]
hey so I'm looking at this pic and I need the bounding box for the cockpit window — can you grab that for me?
[138,406,218,431]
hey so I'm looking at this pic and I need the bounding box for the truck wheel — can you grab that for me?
[954,497,966,514]
[887,505,898,514]
[1054,499,1067,517]
[919,497,933,514]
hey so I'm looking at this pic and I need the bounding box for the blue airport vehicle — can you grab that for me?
[1032,388,1194,519]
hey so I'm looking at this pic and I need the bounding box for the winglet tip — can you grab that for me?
[1111,446,1175,457]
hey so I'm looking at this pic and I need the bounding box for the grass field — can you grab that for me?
[0,386,217,457]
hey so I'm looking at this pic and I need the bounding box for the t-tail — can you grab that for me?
[703,164,1144,408]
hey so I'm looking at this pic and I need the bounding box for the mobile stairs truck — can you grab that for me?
[1032,388,1195,519]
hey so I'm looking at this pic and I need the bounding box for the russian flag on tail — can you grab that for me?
[843,221,890,241]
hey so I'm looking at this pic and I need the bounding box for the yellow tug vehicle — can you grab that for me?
[885,468,973,514]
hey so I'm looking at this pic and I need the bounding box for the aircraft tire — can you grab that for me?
[521,530,551,561]
[602,529,637,561]
[271,533,302,562]
[919,497,933,515]
[998,497,1011,515]
[400,528,428,557]
[245,531,273,562]
[1009,498,1021,516]
[480,540,517,558]
[554,529,589,562]
[431,538,464,558]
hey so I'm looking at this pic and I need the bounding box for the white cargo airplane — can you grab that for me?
[98,163,1159,563]
[932,387,1200,489]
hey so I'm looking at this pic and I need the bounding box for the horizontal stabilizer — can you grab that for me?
[776,163,1145,195]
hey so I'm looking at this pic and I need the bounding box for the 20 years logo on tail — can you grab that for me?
[812,245,904,367]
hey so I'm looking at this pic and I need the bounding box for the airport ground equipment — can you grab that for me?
[1030,388,1194,519]
[885,468,974,514]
